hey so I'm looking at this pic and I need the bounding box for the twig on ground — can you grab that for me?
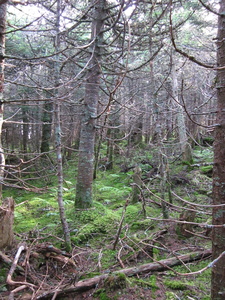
[97,249,103,271]
[117,244,125,268]
[6,242,35,288]
[8,284,30,300]
[113,198,129,250]
[6,243,36,299]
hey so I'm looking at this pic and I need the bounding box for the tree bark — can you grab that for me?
[172,59,192,162]
[0,2,7,201]
[0,197,14,249]
[36,249,211,299]
[75,0,105,209]
[40,92,53,154]
[53,0,71,251]
[211,1,225,298]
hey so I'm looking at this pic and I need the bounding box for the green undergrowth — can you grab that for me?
[193,147,213,164]
[94,171,132,206]
[163,259,211,299]
[132,275,158,291]
[1,144,214,299]
[14,193,61,234]
[69,202,121,245]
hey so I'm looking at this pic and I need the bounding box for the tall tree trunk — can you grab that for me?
[54,0,71,251]
[211,1,225,298]
[0,2,7,202]
[75,0,105,209]
[172,60,192,162]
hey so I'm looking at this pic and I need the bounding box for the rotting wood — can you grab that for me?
[0,197,14,249]
[36,249,212,299]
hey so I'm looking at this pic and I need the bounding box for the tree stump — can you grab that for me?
[0,197,14,249]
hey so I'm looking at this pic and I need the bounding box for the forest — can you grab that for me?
[0,0,224,299]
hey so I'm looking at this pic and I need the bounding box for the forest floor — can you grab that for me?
[0,145,213,299]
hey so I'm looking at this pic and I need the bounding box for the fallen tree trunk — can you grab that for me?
[37,249,212,299]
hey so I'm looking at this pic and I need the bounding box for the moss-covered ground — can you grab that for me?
[0,144,213,299]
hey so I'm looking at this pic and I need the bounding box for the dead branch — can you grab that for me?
[8,285,30,300]
[117,244,125,268]
[113,198,129,250]
[35,242,71,257]
[36,249,211,299]
[6,242,36,289]
[34,242,76,267]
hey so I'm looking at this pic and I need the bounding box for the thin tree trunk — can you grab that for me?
[40,92,53,154]
[211,1,225,298]
[54,0,71,251]
[172,60,192,162]
[0,1,6,202]
[21,103,28,153]
[159,151,169,218]
[75,0,105,209]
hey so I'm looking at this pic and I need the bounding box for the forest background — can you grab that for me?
[0,0,225,299]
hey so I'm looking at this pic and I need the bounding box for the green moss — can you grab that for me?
[93,288,111,300]
[0,267,7,277]
[133,275,158,291]
[200,165,213,175]
[104,273,127,291]
[165,291,178,300]
[164,279,188,290]
[165,260,211,298]
[131,219,155,230]
[94,172,132,204]
[0,284,7,292]
[70,203,120,244]
[100,249,117,269]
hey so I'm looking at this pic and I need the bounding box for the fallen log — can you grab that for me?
[36,249,212,299]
